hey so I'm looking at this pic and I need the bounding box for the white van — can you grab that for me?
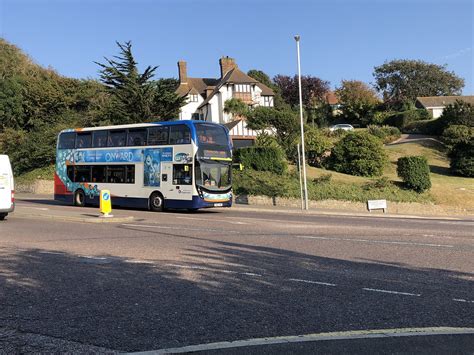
[0,155,15,220]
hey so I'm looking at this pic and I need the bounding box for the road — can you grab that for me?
[0,197,473,353]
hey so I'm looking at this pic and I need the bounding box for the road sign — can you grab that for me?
[100,190,112,217]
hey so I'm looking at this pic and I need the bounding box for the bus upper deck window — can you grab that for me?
[128,129,147,146]
[108,130,127,147]
[76,133,92,148]
[58,132,76,149]
[170,125,191,144]
[93,131,108,148]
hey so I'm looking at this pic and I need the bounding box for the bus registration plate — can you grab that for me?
[214,203,223,207]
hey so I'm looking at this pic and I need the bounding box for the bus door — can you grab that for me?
[168,163,193,201]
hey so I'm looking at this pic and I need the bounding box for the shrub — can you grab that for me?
[232,170,294,197]
[436,100,474,135]
[304,126,333,167]
[326,131,387,177]
[449,138,474,177]
[234,146,287,174]
[441,125,473,149]
[367,125,401,143]
[402,119,440,135]
[384,109,431,129]
[255,132,281,148]
[396,156,432,192]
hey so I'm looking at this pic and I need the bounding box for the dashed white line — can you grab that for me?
[164,263,262,277]
[453,298,474,303]
[288,278,336,287]
[296,235,454,248]
[362,288,421,297]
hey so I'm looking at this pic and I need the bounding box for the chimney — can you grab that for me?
[219,56,237,77]
[178,60,187,83]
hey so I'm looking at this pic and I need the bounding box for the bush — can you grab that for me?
[367,125,401,143]
[326,131,387,177]
[402,119,440,135]
[232,170,294,197]
[436,100,474,135]
[449,138,474,177]
[442,125,474,149]
[255,132,281,148]
[396,156,432,192]
[234,146,287,174]
[384,109,431,129]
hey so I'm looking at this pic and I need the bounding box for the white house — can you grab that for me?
[176,57,274,147]
[416,96,474,118]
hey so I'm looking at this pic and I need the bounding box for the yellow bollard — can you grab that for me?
[100,190,113,218]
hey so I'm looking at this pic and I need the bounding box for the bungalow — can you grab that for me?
[416,96,474,118]
[175,57,274,146]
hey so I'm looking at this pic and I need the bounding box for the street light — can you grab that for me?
[294,35,309,210]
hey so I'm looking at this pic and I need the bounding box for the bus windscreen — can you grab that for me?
[195,123,228,145]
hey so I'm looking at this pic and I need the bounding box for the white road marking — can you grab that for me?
[176,216,249,225]
[20,206,50,211]
[288,278,336,287]
[362,288,421,297]
[165,263,262,277]
[453,298,474,303]
[296,235,454,248]
[126,327,474,354]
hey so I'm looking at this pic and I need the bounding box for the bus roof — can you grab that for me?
[59,120,226,134]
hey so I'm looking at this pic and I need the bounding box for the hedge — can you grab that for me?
[233,146,287,174]
[397,156,431,192]
[367,125,401,143]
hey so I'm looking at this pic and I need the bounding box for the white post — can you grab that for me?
[297,144,303,210]
[295,35,309,210]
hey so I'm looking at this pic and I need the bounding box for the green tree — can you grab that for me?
[152,78,185,120]
[224,98,250,117]
[326,132,387,177]
[436,100,474,134]
[247,69,288,109]
[96,41,158,124]
[335,80,380,125]
[0,76,25,130]
[373,59,464,106]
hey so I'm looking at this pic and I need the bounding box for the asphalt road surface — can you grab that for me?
[0,198,473,353]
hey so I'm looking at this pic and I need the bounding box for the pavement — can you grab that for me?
[1,194,473,353]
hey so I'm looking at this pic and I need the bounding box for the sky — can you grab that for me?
[1,0,473,94]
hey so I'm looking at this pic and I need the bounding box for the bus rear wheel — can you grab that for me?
[149,192,164,212]
[74,189,86,207]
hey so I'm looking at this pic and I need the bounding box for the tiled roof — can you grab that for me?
[324,91,339,105]
[416,96,474,108]
[257,82,274,96]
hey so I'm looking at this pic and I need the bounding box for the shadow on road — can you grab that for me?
[0,235,472,352]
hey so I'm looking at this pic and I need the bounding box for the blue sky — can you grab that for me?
[1,0,473,93]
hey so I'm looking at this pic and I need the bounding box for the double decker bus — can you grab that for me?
[54,120,233,211]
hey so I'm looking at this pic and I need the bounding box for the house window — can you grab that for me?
[188,94,199,102]
[191,113,200,120]
[263,96,274,107]
[235,84,251,93]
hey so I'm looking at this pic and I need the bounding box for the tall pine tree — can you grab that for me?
[96,41,183,124]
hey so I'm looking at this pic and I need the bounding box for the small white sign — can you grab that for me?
[367,199,387,213]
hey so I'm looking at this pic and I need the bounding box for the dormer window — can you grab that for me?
[235,84,251,93]
[188,94,199,102]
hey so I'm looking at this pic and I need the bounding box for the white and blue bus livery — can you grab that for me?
[54,120,233,211]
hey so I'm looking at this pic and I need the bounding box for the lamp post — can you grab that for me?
[294,35,308,210]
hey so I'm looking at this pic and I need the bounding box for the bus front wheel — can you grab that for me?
[149,192,164,212]
[74,189,86,207]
